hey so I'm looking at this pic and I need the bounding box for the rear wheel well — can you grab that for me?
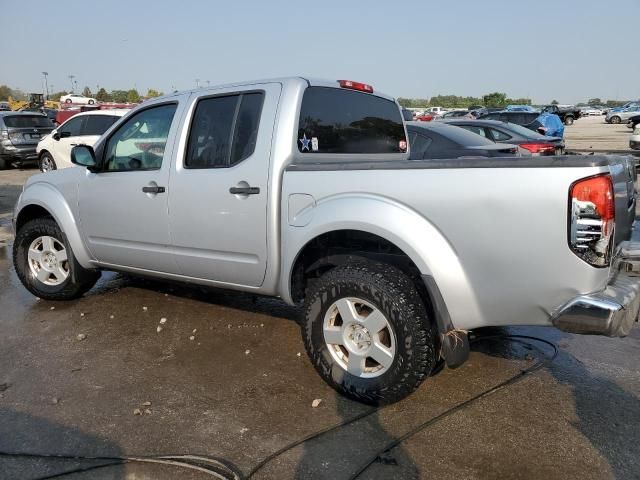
[16,205,54,232]
[290,229,434,320]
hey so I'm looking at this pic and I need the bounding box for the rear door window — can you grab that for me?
[83,115,120,136]
[488,128,512,141]
[3,115,53,128]
[185,92,264,169]
[297,87,406,154]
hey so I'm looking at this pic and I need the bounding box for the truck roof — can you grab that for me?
[154,77,397,103]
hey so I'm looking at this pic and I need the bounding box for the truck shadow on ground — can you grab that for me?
[473,326,640,479]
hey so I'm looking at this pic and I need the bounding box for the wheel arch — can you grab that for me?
[281,194,484,332]
[15,183,93,267]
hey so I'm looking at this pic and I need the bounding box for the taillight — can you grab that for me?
[520,142,556,154]
[338,80,374,93]
[569,174,615,267]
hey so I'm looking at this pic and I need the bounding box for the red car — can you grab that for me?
[415,112,436,122]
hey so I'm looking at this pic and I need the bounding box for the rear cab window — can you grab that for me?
[297,87,406,155]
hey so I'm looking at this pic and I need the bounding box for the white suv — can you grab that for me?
[60,94,98,105]
[36,110,129,172]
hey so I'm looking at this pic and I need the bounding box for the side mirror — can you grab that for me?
[71,145,97,170]
[52,131,60,141]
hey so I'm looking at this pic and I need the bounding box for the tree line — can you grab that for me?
[0,84,632,108]
[398,93,631,109]
[0,85,164,103]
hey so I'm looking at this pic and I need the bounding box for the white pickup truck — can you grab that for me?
[12,77,640,404]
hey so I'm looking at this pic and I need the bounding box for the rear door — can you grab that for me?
[168,83,280,286]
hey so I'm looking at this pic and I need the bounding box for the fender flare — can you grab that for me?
[16,182,93,268]
[281,193,483,331]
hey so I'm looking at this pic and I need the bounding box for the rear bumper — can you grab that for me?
[552,241,640,337]
[0,146,39,164]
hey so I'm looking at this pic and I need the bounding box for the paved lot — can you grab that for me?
[565,115,637,154]
[0,135,639,479]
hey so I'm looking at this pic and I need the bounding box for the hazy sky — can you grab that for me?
[1,0,637,104]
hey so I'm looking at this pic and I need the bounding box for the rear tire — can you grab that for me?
[13,217,100,300]
[302,261,438,405]
[564,116,574,126]
[88,99,94,105]
[610,116,622,124]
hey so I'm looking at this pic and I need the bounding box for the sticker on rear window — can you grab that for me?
[311,137,319,151]
[299,133,311,151]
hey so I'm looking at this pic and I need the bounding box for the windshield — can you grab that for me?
[3,115,53,128]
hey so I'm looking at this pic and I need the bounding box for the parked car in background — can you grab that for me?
[401,108,414,121]
[581,106,603,116]
[415,112,437,122]
[37,109,129,172]
[505,105,537,112]
[476,110,539,127]
[627,114,640,129]
[631,125,640,150]
[0,102,11,111]
[0,112,54,169]
[444,119,564,156]
[608,101,640,114]
[440,110,471,119]
[406,122,519,159]
[606,106,640,124]
[60,93,97,105]
[541,104,581,125]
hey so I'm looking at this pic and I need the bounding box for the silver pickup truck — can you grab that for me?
[12,77,640,404]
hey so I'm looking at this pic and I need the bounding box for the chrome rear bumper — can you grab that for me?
[552,241,640,337]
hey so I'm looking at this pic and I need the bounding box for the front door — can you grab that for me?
[168,83,280,287]
[53,115,85,166]
[78,102,182,273]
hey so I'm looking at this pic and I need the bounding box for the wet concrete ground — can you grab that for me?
[1,169,639,479]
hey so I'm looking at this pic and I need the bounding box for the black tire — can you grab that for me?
[13,217,100,300]
[65,98,72,104]
[0,158,6,170]
[303,261,438,405]
[88,99,94,105]
[39,151,57,172]
[610,116,622,124]
[564,116,574,126]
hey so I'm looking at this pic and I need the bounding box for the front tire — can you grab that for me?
[88,99,94,105]
[303,262,438,405]
[65,98,72,104]
[13,217,100,300]
[39,151,57,172]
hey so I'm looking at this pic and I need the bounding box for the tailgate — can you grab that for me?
[8,127,53,145]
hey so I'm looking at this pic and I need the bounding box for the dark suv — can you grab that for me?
[0,112,54,169]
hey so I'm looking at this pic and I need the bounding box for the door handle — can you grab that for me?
[229,186,260,195]
[142,185,166,194]
[70,143,78,146]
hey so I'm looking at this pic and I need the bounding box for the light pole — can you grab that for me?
[42,72,49,100]
[206,80,210,87]
[68,75,75,92]
[74,80,78,93]
[195,78,200,88]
